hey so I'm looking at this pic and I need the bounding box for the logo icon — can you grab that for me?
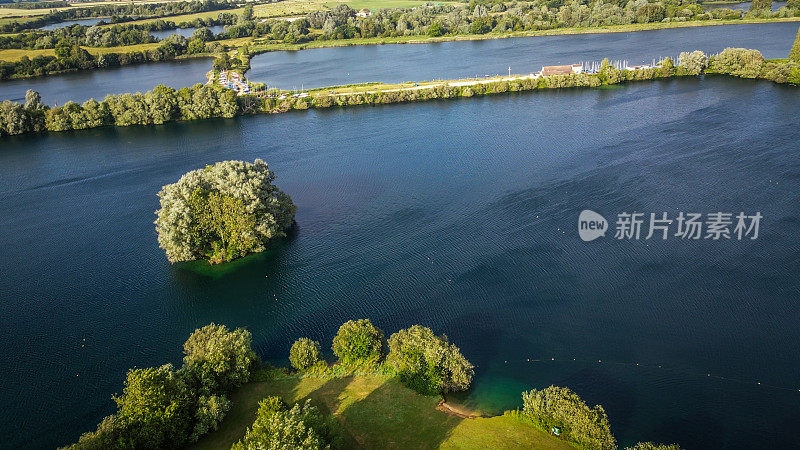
[579,210,607,241]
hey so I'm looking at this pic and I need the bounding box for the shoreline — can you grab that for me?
[3,53,798,138]
[1,17,799,81]
[246,17,800,54]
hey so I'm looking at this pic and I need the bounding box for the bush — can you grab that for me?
[232,398,335,449]
[522,386,616,450]
[182,323,259,393]
[678,50,709,75]
[290,338,322,370]
[155,159,296,263]
[331,319,384,366]
[386,325,474,395]
[709,48,765,78]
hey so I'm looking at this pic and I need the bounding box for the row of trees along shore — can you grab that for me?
[3,0,800,79]
[2,43,799,138]
[0,0,236,33]
[65,318,682,449]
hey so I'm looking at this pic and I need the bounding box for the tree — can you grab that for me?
[24,89,41,110]
[790,26,800,63]
[113,364,193,448]
[522,386,616,450]
[709,48,765,78]
[290,338,322,370]
[678,50,709,75]
[625,443,683,450]
[232,398,333,450]
[182,323,259,393]
[331,319,384,366]
[154,159,296,263]
[429,22,444,37]
[749,0,772,11]
[190,395,231,442]
[386,325,474,395]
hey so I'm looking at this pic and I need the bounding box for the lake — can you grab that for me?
[1,76,799,449]
[38,18,103,30]
[247,21,800,90]
[150,25,226,41]
[1,21,797,105]
[0,58,212,105]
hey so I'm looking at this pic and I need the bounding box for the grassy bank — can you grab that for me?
[191,373,573,449]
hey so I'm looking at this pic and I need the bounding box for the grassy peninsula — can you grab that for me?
[66,318,679,449]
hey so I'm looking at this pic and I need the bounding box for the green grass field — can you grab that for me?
[191,374,572,450]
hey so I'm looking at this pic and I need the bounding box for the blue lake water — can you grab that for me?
[0,76,799,449]
[150,25,226,41]
[248,21,800,90]
[38,18,103,30]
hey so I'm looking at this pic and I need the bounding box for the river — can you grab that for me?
[1,23,800,450]
[247,21,799,90]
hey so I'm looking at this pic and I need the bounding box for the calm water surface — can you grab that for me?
[248,21,800,89]
[151,25,226,41]
[0,77,798,449]
[38,18,103,31]
[0,58,212,105]
[0,21,796,105]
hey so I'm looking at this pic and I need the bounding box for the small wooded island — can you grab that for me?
[154,159,296,264]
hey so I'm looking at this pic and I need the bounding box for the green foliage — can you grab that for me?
[155,159,296,264]
[386,325,474,395]
[332,319,385,366]
[290,338,322,371]
[187,188,259,264]
[190,395,231,442]
[182,323,259,393]
[231,398,335,450]
[67,323,257,448]
[678,50,708,75]
[522,386,616,450]
[709,48,765,78]
[625,443,683,450]
[790,26,800,63]
[749,0,772,11]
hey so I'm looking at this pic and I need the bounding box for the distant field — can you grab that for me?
[330,0,458,9]
[253,0,459,18]
[191,374,572,450]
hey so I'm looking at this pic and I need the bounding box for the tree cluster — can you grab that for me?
[522,386,616,450]
[155,159,297,264]
[291,319,475,395]
[232,397,339,449]
[0,0,234,33]
[67,323,258,449]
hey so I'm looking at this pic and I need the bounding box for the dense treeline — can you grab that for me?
[66,323,258,448]
[247,0,800,46]
[0,1,69,9]
[2,46,799,138]
[0,0,234,33]
[0,14,237,51]
[0,34,216,80]
[291,319,475,395]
